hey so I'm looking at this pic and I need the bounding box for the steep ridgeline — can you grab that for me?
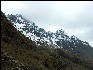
[7,14,93,60]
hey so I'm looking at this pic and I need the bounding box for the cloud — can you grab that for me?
[1,1,93,46]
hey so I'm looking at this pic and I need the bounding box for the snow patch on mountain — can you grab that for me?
[7,14,92,50]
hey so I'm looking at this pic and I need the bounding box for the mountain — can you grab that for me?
[1,11,93,70]
[6,14,93,60]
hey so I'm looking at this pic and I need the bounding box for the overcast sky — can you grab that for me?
[1,1,93,47]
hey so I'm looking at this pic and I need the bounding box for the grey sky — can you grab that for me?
[1,1,93,47]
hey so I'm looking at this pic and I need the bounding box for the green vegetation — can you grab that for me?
[1,11,93,70]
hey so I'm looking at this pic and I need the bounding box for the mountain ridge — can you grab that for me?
[1,11,93,70]
[6,14,93,60]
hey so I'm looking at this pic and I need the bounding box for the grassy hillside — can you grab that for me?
[1,11,93,70]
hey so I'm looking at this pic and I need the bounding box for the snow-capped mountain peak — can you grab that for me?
[7,14,92,51]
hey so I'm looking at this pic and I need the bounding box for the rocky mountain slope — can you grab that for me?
[1,11,93,70]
